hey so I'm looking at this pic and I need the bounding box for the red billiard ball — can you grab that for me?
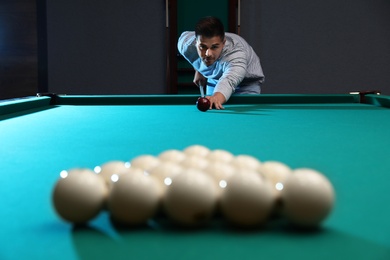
[196,97,210,112]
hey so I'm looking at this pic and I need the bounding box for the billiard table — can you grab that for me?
[1,94,390,260]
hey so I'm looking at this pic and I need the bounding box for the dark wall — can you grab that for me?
[0,0,37,100]
[241,0,390,94]
[44,0,167,95]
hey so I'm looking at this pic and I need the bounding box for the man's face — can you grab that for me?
[196,35,226,67]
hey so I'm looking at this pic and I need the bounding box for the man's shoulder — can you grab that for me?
[178,31,196,45]
[177,31,198,63]
[223,32,252,55]
[225,32,242,40]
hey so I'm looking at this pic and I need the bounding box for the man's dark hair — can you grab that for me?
[195,16,225,40]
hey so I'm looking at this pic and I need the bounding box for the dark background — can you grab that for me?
[1,0,389,99]
[241,0,390,94]
[1,0,37,99]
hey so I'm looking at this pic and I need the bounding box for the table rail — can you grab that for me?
[2,93,390,118]
[51,94,360,106]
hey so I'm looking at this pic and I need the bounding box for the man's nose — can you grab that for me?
[205,49,212,57]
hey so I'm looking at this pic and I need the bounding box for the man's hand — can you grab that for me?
[193,70,207,88]
[193,70,226,110]
[207,92,226,110]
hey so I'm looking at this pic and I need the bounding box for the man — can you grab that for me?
[177,16,265,110]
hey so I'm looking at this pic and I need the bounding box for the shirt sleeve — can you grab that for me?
[177,31,198,63]
[214,50,248,101]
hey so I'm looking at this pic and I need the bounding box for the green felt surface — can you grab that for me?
[1,95,390,260]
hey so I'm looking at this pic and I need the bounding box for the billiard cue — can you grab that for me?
[199,84,205,98]
[237,0,241,35]
[165,0,170,93]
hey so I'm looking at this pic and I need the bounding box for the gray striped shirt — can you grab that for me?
[177,31,265,100]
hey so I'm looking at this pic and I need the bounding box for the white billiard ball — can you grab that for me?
[281,168,335,228]
[94,160,130,189]
[148,161,183,193]
[148,161,184,215]
[207,149,234,163]
[204,161,236,198]
[163,169,218,226]
[230,154,261,171]
[130,154,160,172]
[220,169,274,228]
[158,149,186,163]
[52,168,108,224]
[108,168,162,225]
[258,161,292,198]
[183,145,211,157]
[179,155,209,171]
